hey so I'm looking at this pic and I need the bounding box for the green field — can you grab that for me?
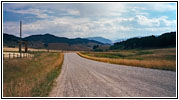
[82,48,176,61]
[79,48,176,71]
[3,52,64,97]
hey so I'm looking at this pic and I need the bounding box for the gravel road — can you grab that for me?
[49,53,176,97]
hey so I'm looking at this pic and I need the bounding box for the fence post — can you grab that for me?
[9,53,10,59]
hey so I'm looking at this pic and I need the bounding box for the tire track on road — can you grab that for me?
[49,53,176,97]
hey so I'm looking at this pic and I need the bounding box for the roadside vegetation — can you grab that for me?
[78,48,176,71]
[3,52,64,97]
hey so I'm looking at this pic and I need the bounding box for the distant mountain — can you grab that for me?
[23,33,68,43]
[24,33,102,44]
[114,38,128,43]
[110,32,176,50]
[3,33,103,51]
[86,37,112,44]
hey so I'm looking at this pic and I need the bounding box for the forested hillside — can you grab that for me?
[110,32,176,50]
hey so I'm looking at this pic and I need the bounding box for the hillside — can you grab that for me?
[110,32,176,50]
[3,33,103,51]
[86,37,112,44]
[3,33,20,47]
[24,34,102,45]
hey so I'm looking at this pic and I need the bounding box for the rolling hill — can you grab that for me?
[3,33,103,51]
[110,32,176,50]
[3,33,20,47]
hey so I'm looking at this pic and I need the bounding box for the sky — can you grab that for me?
[3,2,176,40]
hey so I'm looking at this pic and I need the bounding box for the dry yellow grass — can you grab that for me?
[3,52,64,97]
[77,52,176,71]
[3,47,62,52]
[3,47,39,52]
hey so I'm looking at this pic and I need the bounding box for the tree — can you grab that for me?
[93,45,99,50]
[44,43,49,52]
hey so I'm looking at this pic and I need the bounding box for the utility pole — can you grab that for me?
[19,21,22,58]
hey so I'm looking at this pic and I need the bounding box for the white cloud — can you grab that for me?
[3,3,176,39]
[6,8,54,19]
[67,9,80,16]
[3,13,176,39]
[3,22,19,36]
[136,15,160,27]
[150,3,176,12]
[4,3,176,20]
[135,15,176,27]
[4,14,175,39]
[127,3,176,12]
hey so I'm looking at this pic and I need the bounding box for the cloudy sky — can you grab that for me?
[3,2,176,40]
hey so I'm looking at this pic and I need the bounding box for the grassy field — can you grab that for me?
[3,52,64,97]
[3,47,62,52]
[78,48,176,71]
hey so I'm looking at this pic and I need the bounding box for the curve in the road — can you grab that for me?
[49,53,176,97]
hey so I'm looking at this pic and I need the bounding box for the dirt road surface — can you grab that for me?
[49,53,176,97]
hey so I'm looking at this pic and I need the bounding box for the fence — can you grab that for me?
[3,52,34,60]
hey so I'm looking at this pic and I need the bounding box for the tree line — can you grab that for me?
[110,32,176,50]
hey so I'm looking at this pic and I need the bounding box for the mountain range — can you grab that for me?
[113,38,128,43]
[3,33,103,51]
[85,37,113,44]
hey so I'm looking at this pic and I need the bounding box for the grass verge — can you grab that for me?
[77,48,176,71]
[3,52,64,97]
